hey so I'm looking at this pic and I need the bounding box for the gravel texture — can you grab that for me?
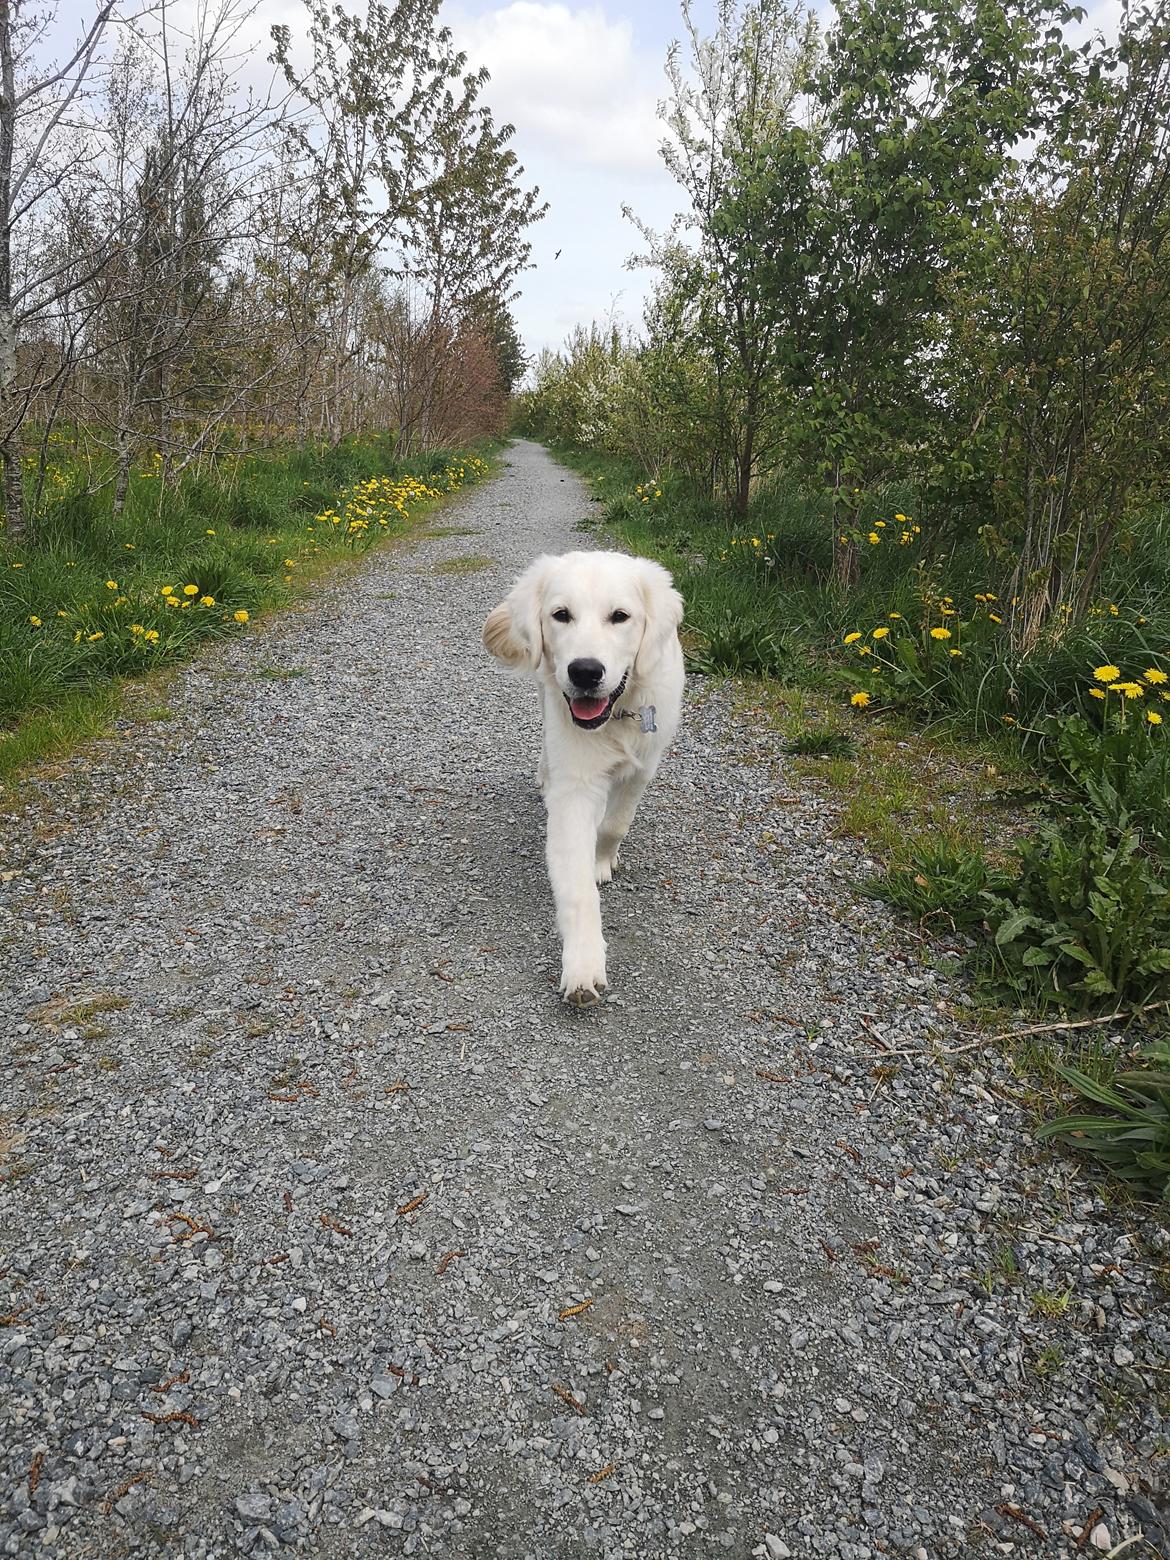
[1,438,1167,1560]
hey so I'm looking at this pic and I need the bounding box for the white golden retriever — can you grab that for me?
[483,550,684,1006]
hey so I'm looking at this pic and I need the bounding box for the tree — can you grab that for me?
[0,0,119,538]
[271,0,542,447]
[721,0,1086,583]
[943,1,1170,648]
[629,0,819,512]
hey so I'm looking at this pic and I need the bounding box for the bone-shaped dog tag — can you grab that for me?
[639,705,657,734]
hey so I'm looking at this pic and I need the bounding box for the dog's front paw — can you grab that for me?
[559,942,608,1008]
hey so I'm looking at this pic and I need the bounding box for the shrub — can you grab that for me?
[984,817,1170,1009]
[1036,1042,1170,1200]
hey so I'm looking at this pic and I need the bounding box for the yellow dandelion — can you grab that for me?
[1088,687,1106,700]
[182,584,198,597]
[930,627,952,641]
[234,610,250,623]
[29,615,43,627]
[850,691,871,709]
[1117,682,1144,699]
[1143,667,1167,685]
[1093,665,1120,684]
[871,627,890,640]
[200,595,215,607]
[867,532,880,545]
[843,632,862,645]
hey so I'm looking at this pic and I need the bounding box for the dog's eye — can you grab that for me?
[610,610,630,624]
[551,608,572,623]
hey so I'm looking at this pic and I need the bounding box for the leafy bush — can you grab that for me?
[984,817,1170,1008]
[1052,712,1170,850]
[1036,1042,1170,1200]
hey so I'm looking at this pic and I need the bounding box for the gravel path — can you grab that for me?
[1,439,1167,1560]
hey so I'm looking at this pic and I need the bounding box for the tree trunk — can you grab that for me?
[832,535,860,591]
[0,0,24,541]
[734,424,754,516]
[112,433,133,517]
[829,469,860,591]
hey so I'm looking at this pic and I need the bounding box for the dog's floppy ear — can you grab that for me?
[635,557,684,675]
[483,556,550,670]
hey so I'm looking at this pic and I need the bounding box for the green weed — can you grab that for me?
[435,554,493,575]
[868,841,1004,929]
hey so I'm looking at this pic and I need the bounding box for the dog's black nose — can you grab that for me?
[568,658,605,689]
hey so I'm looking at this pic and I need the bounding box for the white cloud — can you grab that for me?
[449,2,666,176]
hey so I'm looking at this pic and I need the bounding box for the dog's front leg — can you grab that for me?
[595,769,653,884]
[545,780,608,1006]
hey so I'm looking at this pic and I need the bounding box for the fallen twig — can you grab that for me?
[996,1503,1047,1540]
[559,1299,594,1322]
[1076,1508,1104,1551]
[990,1001,1170,1043]
[101,1470,152,1513]
[551,1382,587,1416]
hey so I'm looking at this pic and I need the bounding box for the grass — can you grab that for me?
[1,437,496,782]
[785,727,857,758]
[730,679,1032,871]
[29,992,128,1030]
[434,553,494,575]
[558,443,1170,744]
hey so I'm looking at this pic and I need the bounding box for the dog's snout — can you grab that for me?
[568,658,605,689]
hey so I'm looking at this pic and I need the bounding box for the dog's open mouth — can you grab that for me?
[566,671,627,729]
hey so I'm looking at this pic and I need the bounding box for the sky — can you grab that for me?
[442,0,702,360]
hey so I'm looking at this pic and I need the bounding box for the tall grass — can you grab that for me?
[1,436,493,776]
[568,447,1170,740]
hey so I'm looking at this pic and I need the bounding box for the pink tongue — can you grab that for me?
[571,694,609,722]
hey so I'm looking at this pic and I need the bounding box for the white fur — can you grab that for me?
[483,550,685,1005]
